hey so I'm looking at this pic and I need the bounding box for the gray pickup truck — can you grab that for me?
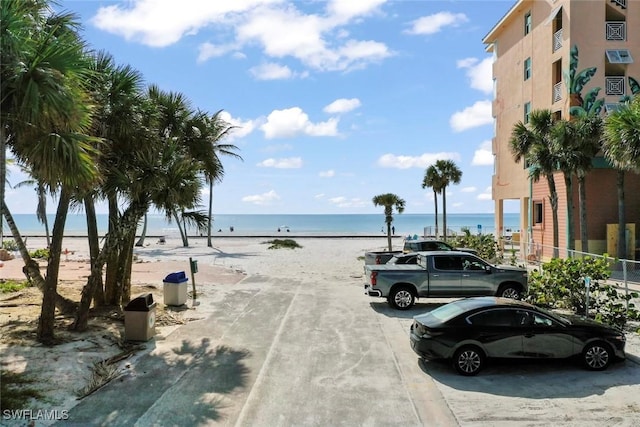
[364,251,528,310]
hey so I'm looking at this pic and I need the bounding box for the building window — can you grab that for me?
[524,57,532,80]
[533,201,543,225]
[606,49,633,64]
[524,102,531,123]
[524,12,532,35]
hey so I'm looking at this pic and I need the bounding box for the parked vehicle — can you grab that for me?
[410,297,626,376]
[403,239,478,255]
[387,253,419,265]
[364,250,403,265]
[364,251,528,310]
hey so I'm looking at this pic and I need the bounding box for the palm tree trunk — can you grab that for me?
[38,189,71,343]
[1,127,5,246]
[564,173,575,251]
[433,190,439,238]
[547,176,560,258]
[173,209,188,247]
[104,195,120,305]
[84,197,104,306]
[616,170,626,258]
[207,180,213,247]
[578,175,589,253]
[442,187,448,240]
[135,213,148,247]
[386,221,392,251]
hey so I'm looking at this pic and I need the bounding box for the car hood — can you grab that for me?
[564,314,623,333]
[493,264,527,273]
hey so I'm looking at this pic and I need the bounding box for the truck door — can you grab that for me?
[459,255,494,296]
[429,255,463,296]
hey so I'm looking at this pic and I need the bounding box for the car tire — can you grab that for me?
[583,342,612,371]
[453,346,485,376]
[497,284,521,300]
[388,286,415,310]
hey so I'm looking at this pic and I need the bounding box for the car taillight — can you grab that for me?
[371,271,377,286]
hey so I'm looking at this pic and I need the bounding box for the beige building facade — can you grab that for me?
[483,0,640,261]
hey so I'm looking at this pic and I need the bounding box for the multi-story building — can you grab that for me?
[483,0,640,261]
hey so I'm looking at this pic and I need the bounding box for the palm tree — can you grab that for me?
[372,193,405,251]
[13,165,52,248]
[602,96,640,259]
[422,165,444,238]
[433,160,462,240]
[552,115,603,253]
[1,0,100,342]
[510,109,560,258]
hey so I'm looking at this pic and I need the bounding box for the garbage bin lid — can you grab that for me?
[164,271,188,283]
[124,293,155,311]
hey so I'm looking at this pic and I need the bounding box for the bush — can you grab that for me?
[29,248,49,259]
[2,239,18,251]
[524,256,639,328]
[450,230,500,262]
[0,279,32,293]
[265,239,302,250]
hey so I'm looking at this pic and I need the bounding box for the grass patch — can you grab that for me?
[0,279,31,293]
[0,370,45,411]
[265,239,302,250]
[29,248,49,259]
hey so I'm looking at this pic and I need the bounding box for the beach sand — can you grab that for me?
[0,235,392,421]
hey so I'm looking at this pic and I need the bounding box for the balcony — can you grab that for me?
[553,29,563,52]
[610,0,626,9]
[606,22,626,41]
[605,76,625,95]
[553,82,563,103]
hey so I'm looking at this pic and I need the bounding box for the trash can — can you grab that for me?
[124,293,156,341]
[163,271,188,306]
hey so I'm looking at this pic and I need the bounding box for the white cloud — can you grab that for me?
[457,57,493,94]
[477,186,493,201]
[92,1,394,72]
[472,140,494,166]
[323,98,361,114]
[250,62,294,80]
[242,189,281,205]
[218,111,257,140]
[449,100,493,132]
[461,187,477,193]
[260,107,339,139]
[377,152,460,169]
[405,12,469,35]
[314,193,325,199]
[328,196,367,208]
[257,157,303,168]
[319,170,335,177]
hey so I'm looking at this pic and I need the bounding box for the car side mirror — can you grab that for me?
[485,265,491,273]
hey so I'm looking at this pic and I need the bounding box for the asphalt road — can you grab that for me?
[59,270,640,426]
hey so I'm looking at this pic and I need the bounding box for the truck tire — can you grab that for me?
[388,286,415,310]
[497,284,521,300]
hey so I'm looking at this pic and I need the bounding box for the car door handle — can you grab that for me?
[524,333,534,338]
[462,274,470,277]
[432,274,439,277]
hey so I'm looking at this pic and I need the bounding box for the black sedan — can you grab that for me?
[410,297,626,376]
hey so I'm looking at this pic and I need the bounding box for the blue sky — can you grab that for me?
[7,0,522,215]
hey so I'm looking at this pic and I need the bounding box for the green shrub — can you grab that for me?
[29,248,49,259]
[524,256,639,328]
[0,279,31,293]
[265,239,302,250]
[2,239,18,251]
[450,230,500,262]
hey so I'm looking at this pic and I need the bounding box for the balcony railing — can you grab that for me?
[553,82,563,103]
[605,76,625,95]
[611,0,627,9]
[553,29,563,52]
[606,21,626,41]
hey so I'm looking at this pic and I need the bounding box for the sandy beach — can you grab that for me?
[0,235,391,422]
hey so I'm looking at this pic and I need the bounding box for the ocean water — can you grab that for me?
[2,213,521,237]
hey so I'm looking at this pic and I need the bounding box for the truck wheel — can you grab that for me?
[388,286,415,310]
[497,284,521,300]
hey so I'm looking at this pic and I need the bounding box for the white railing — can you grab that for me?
[610,0,627,9]
[606,21,626,41]
[553,29,563,52]
[606,76,625,96]
[553,82,563,103]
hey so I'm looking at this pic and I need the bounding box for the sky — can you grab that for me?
[6,0,523,215]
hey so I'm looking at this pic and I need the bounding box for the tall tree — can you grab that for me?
[602,96,640,259]
[372,193,405,251]
[510,109,560,258]
[432,160,462,240]
[552,115,603,253]
[422,165,444,238]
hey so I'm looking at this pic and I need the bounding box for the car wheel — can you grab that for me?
[453,346,485,376]
[583,342,612,371]
[497,284,521,299]
[388,286,415,310]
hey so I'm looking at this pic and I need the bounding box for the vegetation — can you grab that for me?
[0,370,44,411]
[422,160,461,240]
[0,279,31,293]
[266,239,302,250]
[2,239,18,251]
[372,193,405,251]
[450,230,500,263]
[524,257,639,328]
[29,248,50,259]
